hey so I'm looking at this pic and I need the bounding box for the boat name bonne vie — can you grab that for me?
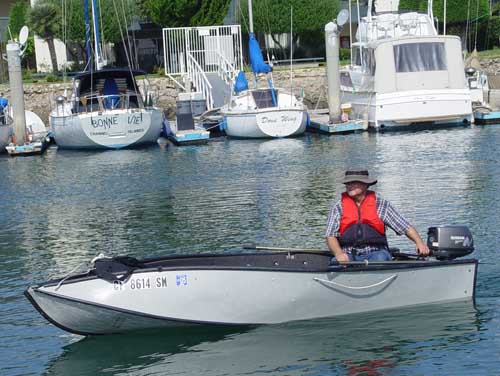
[91,113,143,129]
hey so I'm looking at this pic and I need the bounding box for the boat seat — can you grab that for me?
[399,12,419,36]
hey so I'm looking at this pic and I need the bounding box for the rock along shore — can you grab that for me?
[0,67,328,125]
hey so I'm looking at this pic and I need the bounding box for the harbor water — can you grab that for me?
[1,125,499,375]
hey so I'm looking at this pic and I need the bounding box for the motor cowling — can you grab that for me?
[427,226,474,260]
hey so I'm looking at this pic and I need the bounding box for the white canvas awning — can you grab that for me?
[375,0,399,13]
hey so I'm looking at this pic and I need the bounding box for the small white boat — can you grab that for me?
[50,69,163,149]
[25,226,477,335]
[6,111,49,155]
[0,121,12,152]
[0,97,13,152]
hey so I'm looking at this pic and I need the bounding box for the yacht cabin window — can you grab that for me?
[352,47,376,75]
[394,42,447,72]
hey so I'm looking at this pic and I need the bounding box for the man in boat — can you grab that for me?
[325,169,430,262]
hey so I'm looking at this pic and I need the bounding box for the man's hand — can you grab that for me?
[335,252,350,262]
[416,241,430,256]
[406,227,430,257]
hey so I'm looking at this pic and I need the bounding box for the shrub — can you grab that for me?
[45,74,58,82]
[339,48,351,61]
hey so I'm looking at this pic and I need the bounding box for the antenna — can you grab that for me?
[337,9,349,27]
[18,26,29,57]
[19,26,29,45]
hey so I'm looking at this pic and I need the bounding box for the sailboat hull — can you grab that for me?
[224,108,307,138]
[49,108,163,149]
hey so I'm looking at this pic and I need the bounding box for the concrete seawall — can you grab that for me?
[1,57,499,125]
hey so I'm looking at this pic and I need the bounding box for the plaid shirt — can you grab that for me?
[325,193,411,255]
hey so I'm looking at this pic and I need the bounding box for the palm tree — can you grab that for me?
[28,0,61,74]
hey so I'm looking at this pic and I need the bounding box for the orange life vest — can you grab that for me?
[339,191,387,247]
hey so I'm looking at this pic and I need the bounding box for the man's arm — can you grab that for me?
[325,199,350,261]
[378,195,430,256]
[405,226,430,256]
[326,236,350,262]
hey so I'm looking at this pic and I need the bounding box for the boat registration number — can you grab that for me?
[113,276,168,291]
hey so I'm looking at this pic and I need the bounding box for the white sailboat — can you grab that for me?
[220,0,307,138]
[340,0,473,130]
[49,0,162,149]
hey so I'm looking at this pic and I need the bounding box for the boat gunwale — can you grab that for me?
[30,252,478,289]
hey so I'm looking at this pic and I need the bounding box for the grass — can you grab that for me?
[475,48,500,59]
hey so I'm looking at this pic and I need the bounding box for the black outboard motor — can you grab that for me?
[427,226,474,260]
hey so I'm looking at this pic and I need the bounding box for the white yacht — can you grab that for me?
[340,0,472,130]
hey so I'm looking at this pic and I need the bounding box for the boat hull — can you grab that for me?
[49,108,163,149]
[224,109,307,138]
[221,89,307,138]
[25,253,477,335]
[342,89,473,131]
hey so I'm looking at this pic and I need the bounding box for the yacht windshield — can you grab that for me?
[394,42,447,72]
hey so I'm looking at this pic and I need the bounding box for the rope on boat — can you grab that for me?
[55,253,107,291]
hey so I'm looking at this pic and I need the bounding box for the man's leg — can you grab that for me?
[366,249,392,261]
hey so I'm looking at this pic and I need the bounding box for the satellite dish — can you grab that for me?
[336,9,349,27]
[19,26,29,46]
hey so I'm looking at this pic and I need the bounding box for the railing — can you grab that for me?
[70,92,146,114]
[359,12,437,42]
[187,53,214,110]
[216,51,237,87]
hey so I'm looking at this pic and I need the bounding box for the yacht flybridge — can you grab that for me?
[340,0,473,130]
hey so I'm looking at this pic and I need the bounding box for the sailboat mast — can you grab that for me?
[248,0,254,33]
[83,0,92,70]
[91,0,104,70]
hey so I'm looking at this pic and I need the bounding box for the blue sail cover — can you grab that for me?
[249,33,271,74]
[234,70,249,94]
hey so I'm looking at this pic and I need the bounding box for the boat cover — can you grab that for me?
[234,71,249,93]
[249,33,271,74]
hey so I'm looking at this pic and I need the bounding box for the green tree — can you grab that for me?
[138,0,231,27]
[7,1,35,68]
[243,0,339,34]
[46,0,138,69]
[191,0,232,26]
[399,0,489,23]
[241,0,339,58]
[27,0,60,74]
[138,0,201,27]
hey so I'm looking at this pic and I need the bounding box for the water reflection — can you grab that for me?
[44,301,478,376]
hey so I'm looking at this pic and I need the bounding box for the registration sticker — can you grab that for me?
[176,274,188,286]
